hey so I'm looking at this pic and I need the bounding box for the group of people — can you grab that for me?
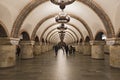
[53,44,76,56]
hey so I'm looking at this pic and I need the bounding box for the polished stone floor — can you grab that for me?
[0,49,120,80]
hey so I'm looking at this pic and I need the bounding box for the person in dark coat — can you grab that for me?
[65,45,69,56]
[69,45,73,55]
[54,45,59,56]
[72,47,76,55]
[16,45,20,56]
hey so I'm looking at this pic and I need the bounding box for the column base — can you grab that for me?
[0,45,16,68]
[110,45,120,68]
[20,41,34,59]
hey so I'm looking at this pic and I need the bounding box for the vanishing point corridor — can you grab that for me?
[0,50,120,80]
[0,0,120,80]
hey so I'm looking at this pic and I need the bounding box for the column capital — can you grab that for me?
[106,38,120,45]
[83,42,90,45]
[20,40,35,45]
[90,40,105,45]
[10,38,20,45]
[0,37,20,45]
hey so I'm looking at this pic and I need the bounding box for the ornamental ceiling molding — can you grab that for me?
[47,31,76,42]
[39,23,83,41]
[11,0,114,38]
[46,28,79,40]
[31,14,91,41]
[45,27,78,42]
[47,31,76,41]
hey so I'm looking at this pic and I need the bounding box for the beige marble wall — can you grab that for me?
[78,43,83,53]
[83,43,91,56]
[20,41,34,59]
[104,45,110,53]
[106,38,120,68]
[91,45,104,59]
[0,38,18,68]
[110,45,120,68]
[33,44,42,56]
[0,45,16,68]
[90,41,105,59]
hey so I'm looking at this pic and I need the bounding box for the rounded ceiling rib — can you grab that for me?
[45,28,78,42]
[11,0,47,38]
[40,23,82,41]
[11,0,114,39]
[32,15,90,41]
[78,0,115,38]
[69,14,93,40]
[51,34,74,44]
[48,31,75,43]
[49,32,74,43]
[47,31,76,42]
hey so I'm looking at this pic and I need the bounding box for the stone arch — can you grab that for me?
[39,23,84,41]
[31,14,91,41]
[85,36,90,42]
[115,2,120,37]
[44,28,78,42]
[0,24,8,37]
[20,31,30,41]
[46,31,76,42]
[0,4,12,36]
[11,0,115,39]
[48,31,74,43]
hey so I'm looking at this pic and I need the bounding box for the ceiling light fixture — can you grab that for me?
[55,11,70,23]
[50,0,75,10]
[57,23,67,31]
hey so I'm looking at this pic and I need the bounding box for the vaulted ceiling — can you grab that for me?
[0,0,120,44]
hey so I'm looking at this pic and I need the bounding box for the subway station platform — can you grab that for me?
[0,49,120,80]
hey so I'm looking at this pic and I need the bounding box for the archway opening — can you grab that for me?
[95,32,106,41]
[117,32,120,38]
[85,36,90,42]
[20,32,30,41]
[0,24,8,37]
[35,36,39,42]
[80,38,83,43]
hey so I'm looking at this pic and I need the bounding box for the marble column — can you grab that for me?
[74,44,79,52]
[20,41,34,59]
[79,43,83,54]
[41,43,46,53]
[0,38,19,68]
[104,45,110,54]
[83,42,91,56]
[90,41,105,59]
[33,42,42,56]
[107,38,120,68]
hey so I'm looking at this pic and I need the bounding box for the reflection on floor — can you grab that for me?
[0,49,120,80]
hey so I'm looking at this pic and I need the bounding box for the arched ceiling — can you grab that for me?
[0,0,120,44]
[45,29,78,42]
[47,31,75,44]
